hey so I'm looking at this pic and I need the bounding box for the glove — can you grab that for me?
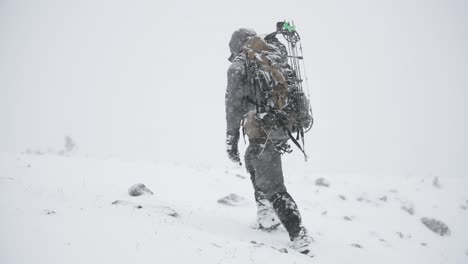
[226,131,241,165]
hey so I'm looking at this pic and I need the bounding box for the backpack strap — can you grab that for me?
[284,127,308,161]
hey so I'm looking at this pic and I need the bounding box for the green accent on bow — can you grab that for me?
[283,22,296,32]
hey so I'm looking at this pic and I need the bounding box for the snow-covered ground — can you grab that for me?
[1,151,467,264]
[1,2,467,263]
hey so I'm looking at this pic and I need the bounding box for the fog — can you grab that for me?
[1,0,467,177]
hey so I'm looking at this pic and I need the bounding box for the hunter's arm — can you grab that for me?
[225,62,245,137]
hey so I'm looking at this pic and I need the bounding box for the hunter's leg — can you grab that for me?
[245,143,280,230]
[252,142,307,238]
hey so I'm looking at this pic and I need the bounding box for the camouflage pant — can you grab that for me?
[245,141,304,240]
[244,141,287,200]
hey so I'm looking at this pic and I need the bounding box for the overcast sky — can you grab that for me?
[1,0,467,177]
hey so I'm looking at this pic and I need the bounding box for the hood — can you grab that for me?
[228,28,256,62]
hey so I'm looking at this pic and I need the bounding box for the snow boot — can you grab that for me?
[291,226,314,256]
[256,198,281,231]
[269,192,302,238]
[269,192,314,256]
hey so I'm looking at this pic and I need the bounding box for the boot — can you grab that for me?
[247,169,281,231]
[270,192,314,256]
[291,226,314,256]
[256,198,281,231]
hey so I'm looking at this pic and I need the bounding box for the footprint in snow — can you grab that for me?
[112,200,178,217]
[217,193,248,207]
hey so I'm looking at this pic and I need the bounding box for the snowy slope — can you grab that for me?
[1,1,467,263]
[1,151,467,264]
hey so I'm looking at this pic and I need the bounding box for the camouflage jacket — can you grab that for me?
[225,53,289,142]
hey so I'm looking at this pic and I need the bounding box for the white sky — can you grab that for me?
[1,0,467,177]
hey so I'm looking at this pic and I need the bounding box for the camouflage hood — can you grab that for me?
[228,28,256,62]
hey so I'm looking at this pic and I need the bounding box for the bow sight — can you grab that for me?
[276,21,301,46]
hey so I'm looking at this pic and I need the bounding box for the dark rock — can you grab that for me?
[44,210,56,215]
[250,240,264,247]
[235,174,246,179]
[343,216,353,221]
[64,136,76,153]
[421,242,427,247]
[315,177,330,187]
[379,196,388,202]
[356,195,372,203]
[396,232,412,239]
[338,195,347,200]
[421,217,451,236]
[397,232,404,239]
[275,247,288,253]
[432,177,442,189]
[210,243,222,248]
[217,193,247,206]
[350,243,363,248]
[166,210,178,217]
[128,183,154,196]
[401,205,415,215]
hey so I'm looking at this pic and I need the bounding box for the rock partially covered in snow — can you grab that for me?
[396,232,412,239]
[315,177,330,187]
[401,204,415,215]
[350,243,363,249]
[44,209,56,215]
[421,217,451,236]
[432,177,442,189]
[128,183,154,196]
[217,193,247,206]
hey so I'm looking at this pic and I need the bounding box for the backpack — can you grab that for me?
[242,22,313,159]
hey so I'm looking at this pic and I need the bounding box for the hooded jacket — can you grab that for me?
[225,29,289,142]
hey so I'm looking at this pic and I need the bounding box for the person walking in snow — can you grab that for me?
[225,28,314,256]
